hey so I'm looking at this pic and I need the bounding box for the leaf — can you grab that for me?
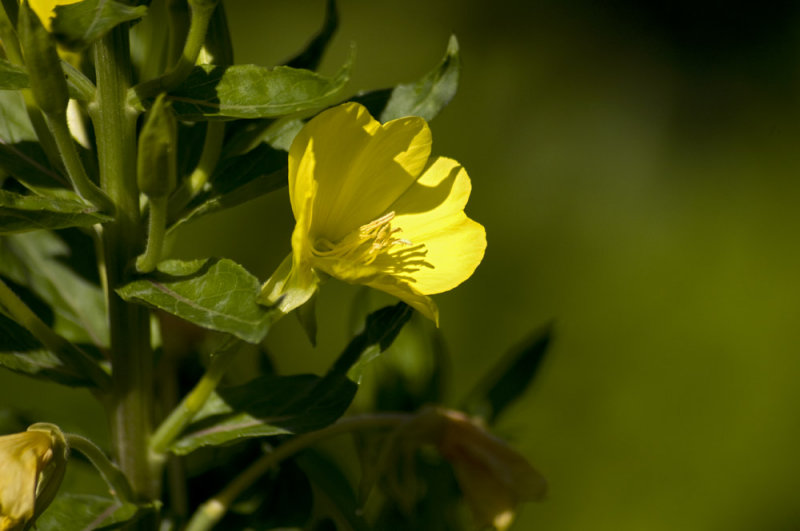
[380,35,460,122]
[163,58,351,120]
[462,323,553,424]
[51,0,148,50]
[0,189,111,234]
[169,374,357,455]
[0,89,36,143]
[35,493,141,530]
[285,0,338,71]
[168,303,412,455]
[0,311,97,386]
[117,258,277,344]
[0,58,29,90]
[168,143,287,232]
[0,231,109,348]
[350,35,460,124]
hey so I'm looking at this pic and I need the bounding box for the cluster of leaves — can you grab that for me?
[0,0,548,529]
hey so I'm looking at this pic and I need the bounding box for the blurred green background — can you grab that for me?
[4,0,800,529]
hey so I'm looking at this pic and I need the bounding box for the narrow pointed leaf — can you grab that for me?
[168,374,357,455]
[163,59,350,120]
[380,35,460,122]
[0,189,111,234]
[463,324,553,423]
[35,493,141,530]
[168,303,412,455]
[117,258,277,343]
[0,231,108,348]
[51,0,148,50]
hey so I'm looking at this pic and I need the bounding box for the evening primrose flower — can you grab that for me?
[0,424,68,531]
[26,0,81,31]
[259,102,486,323]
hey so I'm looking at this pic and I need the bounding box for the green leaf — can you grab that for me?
[168,303,412,455]
[380,35,460,122]
[51,0,148,50]
[0,58,29,89]
[169,373,357,455]
[36,493,141,530]
[117,258,277,343]
[350,35,459,124]
[0,189,111,234]
[0,141,74,197]
[0,312,97,387]
[168,143,287,232]
[163,58,351,120]
[0,231,109,348]
[285,0,338,71]
[0,89,36,142]
[462,323,553,424]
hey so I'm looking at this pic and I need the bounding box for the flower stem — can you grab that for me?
[184,413,413,531]
[90,26,156,507]
[0,277,111,390]
[150,337,241,455]
[135,196,168,273]
[45,111,114,212]
[168,122,225,221]
[65,433,135,502]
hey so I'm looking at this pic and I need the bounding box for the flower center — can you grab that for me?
[311,212,431,282]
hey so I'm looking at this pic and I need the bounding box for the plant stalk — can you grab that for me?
[89,25,156,507]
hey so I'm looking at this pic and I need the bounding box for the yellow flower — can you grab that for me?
[259,102,486,323]
[26,0,81,31]
[0,424,68,531]
[436,409,546,530]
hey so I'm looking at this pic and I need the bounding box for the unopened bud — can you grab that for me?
[137,93,177,198]
[0,423,69,531]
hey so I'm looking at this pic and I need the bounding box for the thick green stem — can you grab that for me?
[184,413,413,531]
[0,277,110,390]
[65,433,135,502]
[89,27,156,505]
[45,111,114,212]
[150,337,240,454]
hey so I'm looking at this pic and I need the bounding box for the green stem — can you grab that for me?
[65,433,135,502]
[150,337,240,454]
[62,60,97,102]
[184,413,413,531]
[168,121,225,221]
[0,277,110,390]
[136,196,168,273]
[90,27,156,504]
[131,0,218,103]
[45,111,114,212]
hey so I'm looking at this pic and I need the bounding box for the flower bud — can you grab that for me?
[17,0,69,116]
[137,93,177,198]
[0,423,69,531]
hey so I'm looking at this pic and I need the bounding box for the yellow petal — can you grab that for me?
[288,102,432,241]
[28,0,81,30]
[390,157,487,294]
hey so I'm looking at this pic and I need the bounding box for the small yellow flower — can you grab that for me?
[0,424,68,531]
[259,102,486,323]
[436,409,546,530]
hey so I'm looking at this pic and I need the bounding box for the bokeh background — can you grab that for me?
[4,1,800,529]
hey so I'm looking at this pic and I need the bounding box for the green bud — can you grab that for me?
[137,93,177,198]
[17,1,68,117]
